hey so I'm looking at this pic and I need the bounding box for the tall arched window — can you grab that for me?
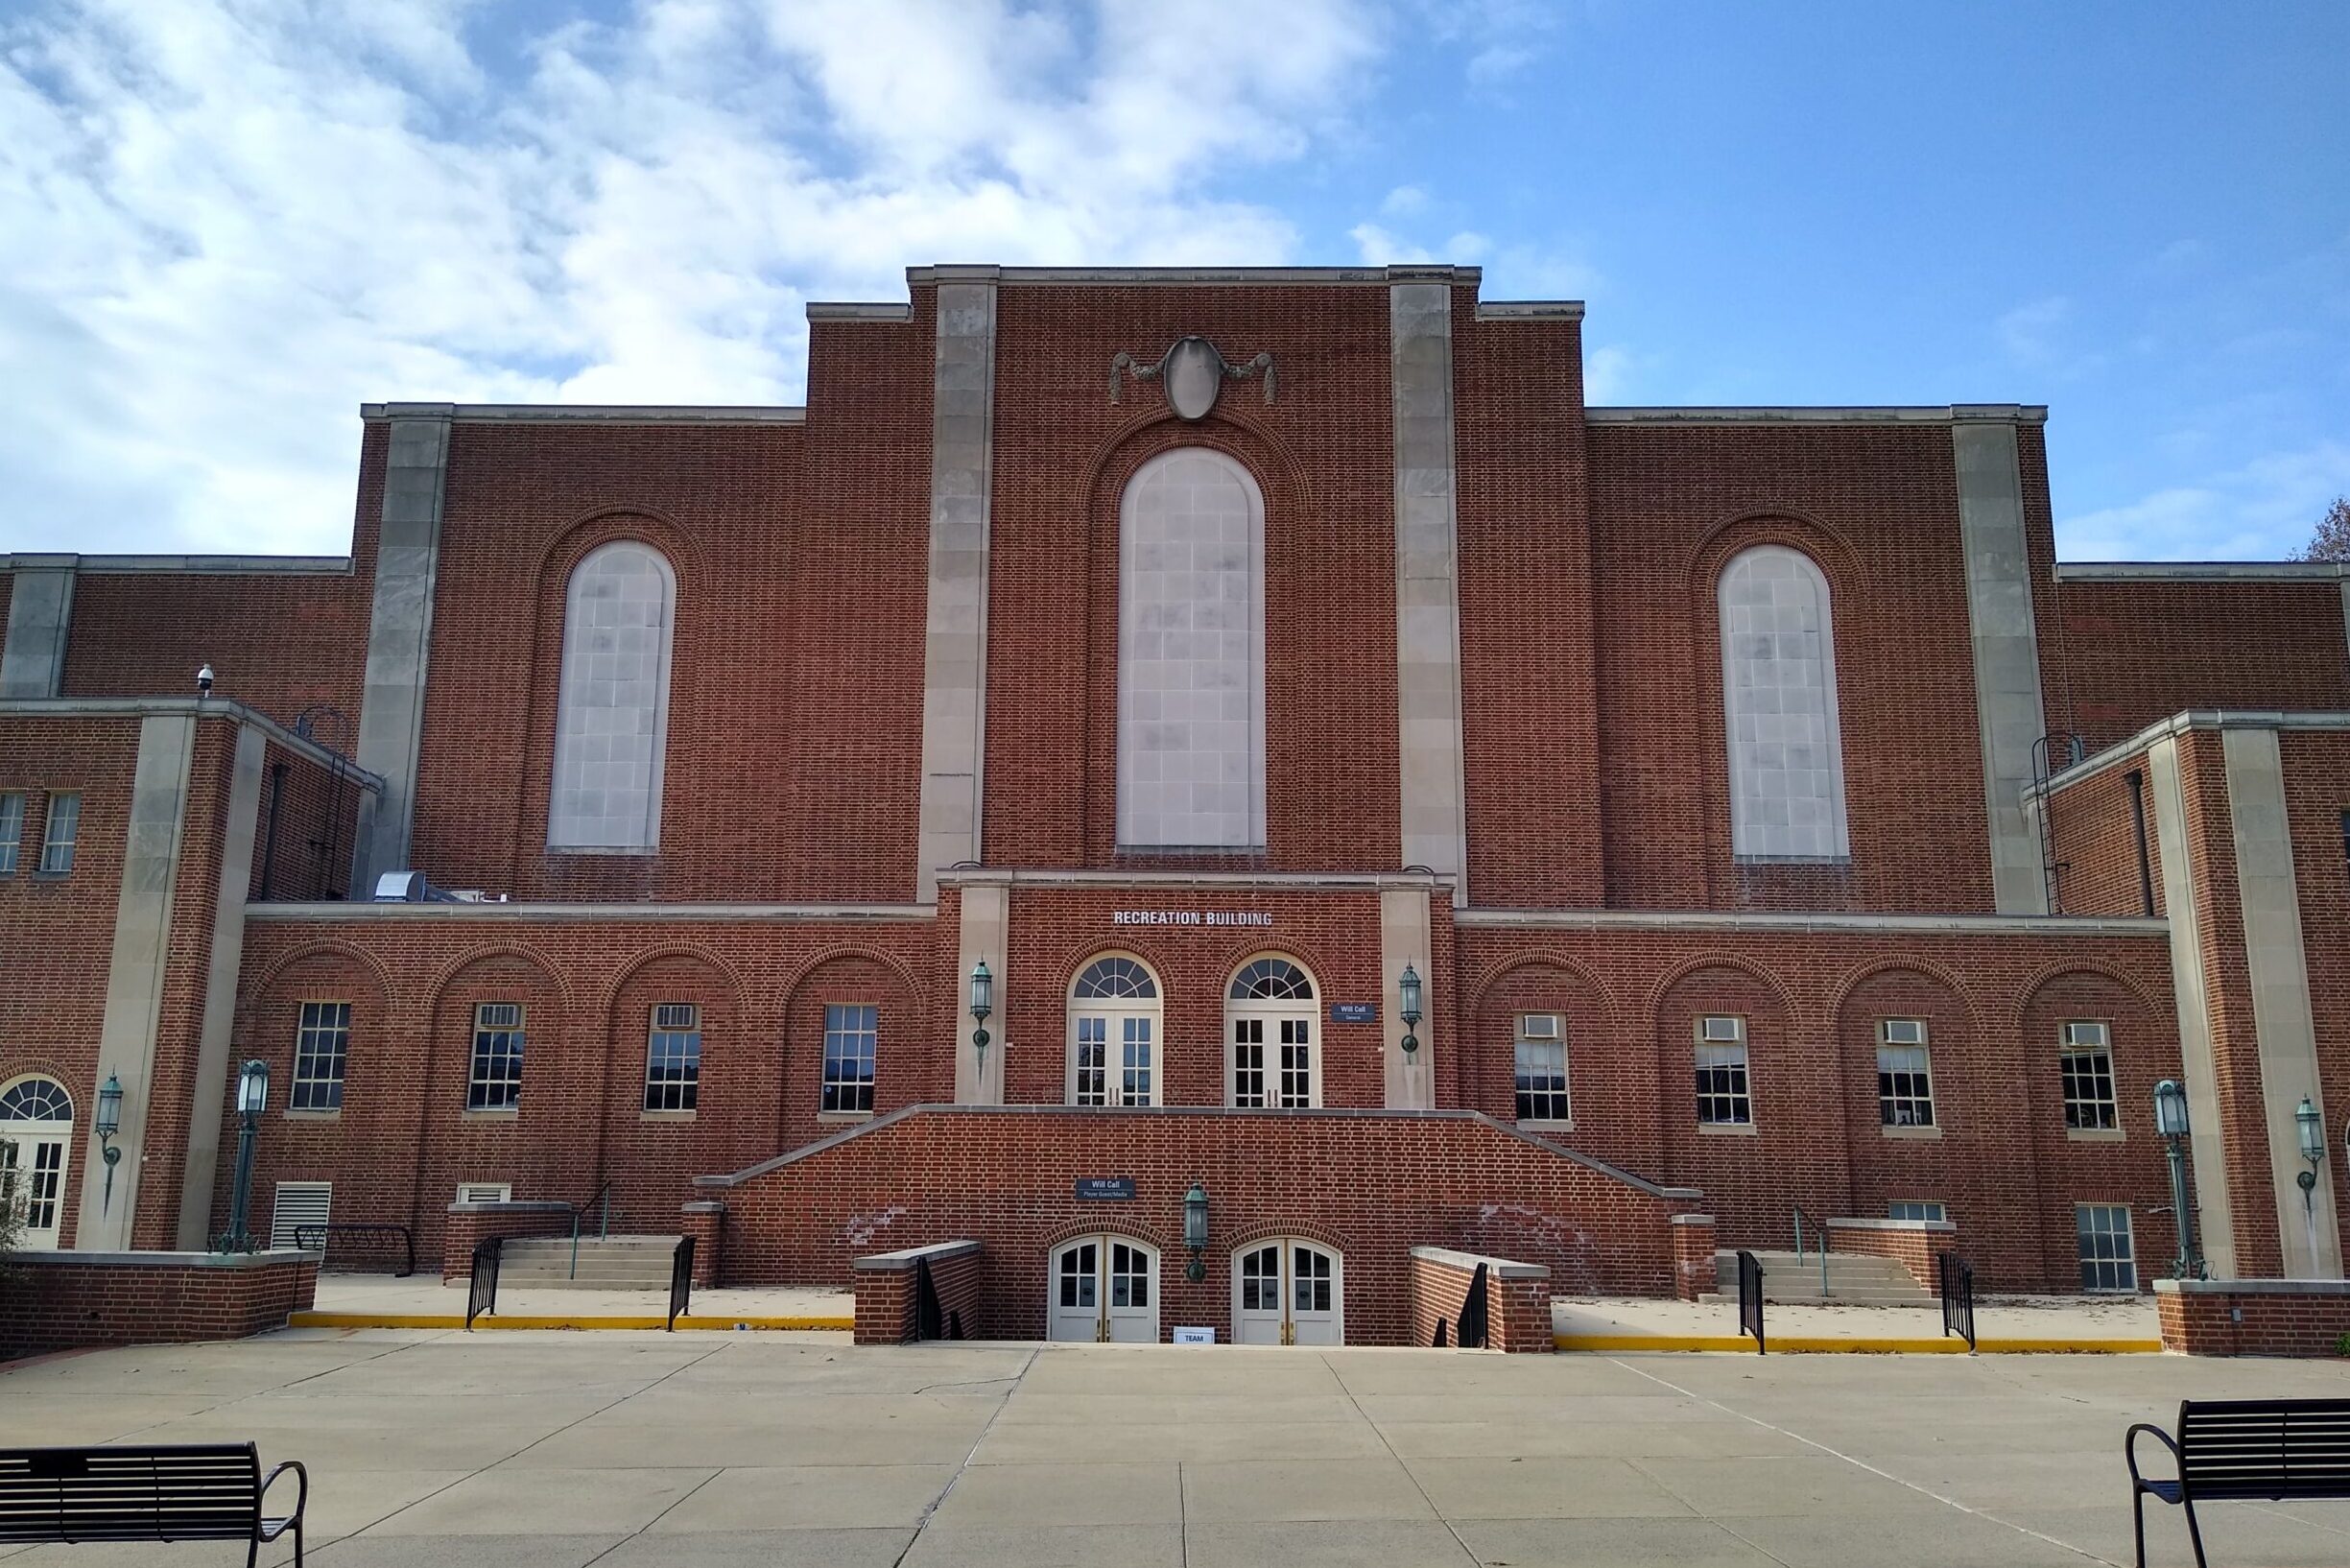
[1719,544,1849,860]
[1067,955,1161,1107]
[0,1074,73,1251]
[1226,956,1317,1108]
[1117,448,1266,850]
[550,540,677,850]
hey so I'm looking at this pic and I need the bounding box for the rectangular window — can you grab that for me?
[1695,1018,1751,1125]
[1877,1020,1935,1128]
[821,1003,877,1114]
[643,1003,701,1112]
[1888,1200,1947,1224]
[2077,1203,2137,1292]
[1514,1013,1569,1122]
[290,1001,351,1111]
[467,1003,525,1110]
[37,792,79,873]
[2060,1021,2117,1130]
[0,793,21,874]
[269,1180,332,1251]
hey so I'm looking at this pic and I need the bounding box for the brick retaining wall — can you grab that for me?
[852,1240,985,1345]
[2155,1278,2350,1357]
[1,1250,320,1361]
[1409,1247,1552,1352]
[439,1200,577,1281]
[1671,1213,1718,1301]
[1826,1217,1960,1292]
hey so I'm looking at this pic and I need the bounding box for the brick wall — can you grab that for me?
[2056,580,2350,751]
[680,1201,723,1287]
[706,1105,1686,1345]
[60,570,369,733]
[2046,762,2162,918]
[0,1250,319,1361]
[851,1239,985,1344]
[1825,1218,1959,1292]
[1671,1213,1717,1301]
[439,1201,577,1281]
[1408,1247,1554,1352]
[2155,1280,2350,1358]
[2277,731,2350,1272]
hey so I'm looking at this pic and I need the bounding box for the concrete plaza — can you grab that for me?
[3,1330,2346,1566]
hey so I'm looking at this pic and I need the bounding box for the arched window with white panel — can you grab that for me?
[1067,955,1161,1107]
[549,540,677,850]
[1117,448,1266,850]
[1718,543,1849,860]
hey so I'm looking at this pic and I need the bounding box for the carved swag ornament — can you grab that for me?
[1109,337,1276,421]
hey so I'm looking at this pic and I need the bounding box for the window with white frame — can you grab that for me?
[643,1003,700,1112]
[1888,1200,1947,1224]
[1719,545,1849,860]
[37,792,79,873]
[290,1001,350,1111]
[2060,1021,2118,1130]
[1514,1013,1569,1122]
[1876,1019,1935,1128]
[0,793,21,874]
[1695,1016,1752,1125]
[549,540,676,850]
[1069,957,1159,1108]
[821,1003,877,1114]
[467,1003,524,1110]
[1116,447,1267,850]
[2076,1203,2136,1292]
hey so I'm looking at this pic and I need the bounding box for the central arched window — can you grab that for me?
[1068,956,1161,1106]
[550,539,677,850]
[1226,956,1317,1107]
[1719,544,1849,860]
[1117,448,1266,850]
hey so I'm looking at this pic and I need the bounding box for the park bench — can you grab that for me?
[0,1442,307,1565]
[2125,1397,2350,1567]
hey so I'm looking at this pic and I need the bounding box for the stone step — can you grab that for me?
[491,1235,682,1289]
[1713,1247,1932,1303]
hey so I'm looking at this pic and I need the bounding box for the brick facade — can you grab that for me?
[2154,1279,2350,1358]
[851,1239,985,1345]
[0,1250,320,1361]
[6,264,2347,1342]
[1408,1247,1555,1352]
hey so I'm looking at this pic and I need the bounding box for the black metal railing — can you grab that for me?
[1737,1249,1766,1354]
[667,1236,696,1332]
[568,1176,615,1280]
[292,1223,415,1278]
[466,1236,503,1330]
[1938,1251,1977,1352]
[1791,1206,1829,1297]
[1456,1262,1490,1349]
[914,1256,944,1342]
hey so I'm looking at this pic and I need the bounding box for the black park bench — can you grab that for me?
[0,1443,308,1565]
[2125,1397,2350,1568]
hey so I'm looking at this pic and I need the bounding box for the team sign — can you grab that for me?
[1110,910,1273,927]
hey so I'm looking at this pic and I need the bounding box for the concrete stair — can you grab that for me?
[496,1235,679,1291]
[1703,1247,1933,1306]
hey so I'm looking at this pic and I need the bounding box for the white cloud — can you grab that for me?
[2058,440,2350,560]
[0,0,1382,553]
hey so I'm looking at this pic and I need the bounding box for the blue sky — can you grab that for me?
[2,0,2343,558]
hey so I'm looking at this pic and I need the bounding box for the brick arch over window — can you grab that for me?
[1718,543,1849,861]
[549,539,677,850]
[1116,447,1266,850]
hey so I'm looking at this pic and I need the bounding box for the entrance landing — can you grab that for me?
[294,1271,854,1332]
[1555,1294,2160,1354]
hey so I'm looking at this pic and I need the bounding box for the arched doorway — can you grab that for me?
[1232,1238,1343,1345]
[1226,957,1317,1107]
[0,1075,73,1251]
[1067,956,1161,1107]
[1048,1235,1160,1342]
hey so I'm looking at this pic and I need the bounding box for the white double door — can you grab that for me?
[1232,1239,1342,1345]
[0,1130,67,1251]
[1230,1010,1316,1106]
[1049,1236,1160,1342]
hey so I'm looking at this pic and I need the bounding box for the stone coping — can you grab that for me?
[938,867,1453,891]
[2153,1277,2350,1296]
[680,1200,724,1215]
[1410,1246,1548,1280]
[2037,709,2350,796]
[250,900,933,922]
[15,1248,321,1269]
[363,402,806,424]
[852,1240,982,1272]
[904,264,1484,287]
[2056,561,2349,582]
[1669,1213,1717,1226]
[446,1200,575,1215]
[0,554,352,575]
[1456,907,2165,938]
[1587,404,2045,425]
[1827,1218,1958,1234]
[696,1104,1679,1200]
[0,697,383,785]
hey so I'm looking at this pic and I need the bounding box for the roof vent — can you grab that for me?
[372,870,460,903]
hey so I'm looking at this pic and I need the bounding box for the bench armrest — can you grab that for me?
[2124,1423,2180,1490]
[257,1459,309,1538]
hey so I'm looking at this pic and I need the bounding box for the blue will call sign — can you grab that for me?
[1330,1003,1378,1024]
[1075,1177,1135,1200]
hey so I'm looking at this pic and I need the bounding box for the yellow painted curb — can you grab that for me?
[1554,1333,2162,1355]
[288,1311,854,1333]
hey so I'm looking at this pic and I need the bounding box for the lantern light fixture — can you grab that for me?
[968,961,993,1075]
[1398,962,1423,1057]
[1183,1181,1209,1281]
[2151,1078,2189,1138]
[95,1072,124,1212]
[2150,1079,2205,1280]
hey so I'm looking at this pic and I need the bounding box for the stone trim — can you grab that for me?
[0,699,384,785]
[2055,561,2350,582]
[2037,709,2350,796]
[905,265,1482,287]
[247,900,929,922]
[1587,404,2046,425]
[2146,734,2236,1278]
[853,1239,983,1272]
[1826,1217,1957,1233]
[1473,301,1584,321]
[0,560,74,699]
[1408,1245,1548,1280]
[942,867,1451,891]
[1455,907,2164,937]
[1954,417,2052,915]
[12,1247,321,1269]
[806,302,913,321]
[361,402,805,424]
[173,723,268,1247]
[0,555,351,575]
[1390,277,1471,905]
[2156,1277,2350,1296]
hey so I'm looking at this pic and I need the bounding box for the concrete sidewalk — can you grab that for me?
[295,1271,856,1331]
[3,1330,2344,1565]
[1554,1293,2161,1352]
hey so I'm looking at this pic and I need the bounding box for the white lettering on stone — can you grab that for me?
[1109,910,1271,927]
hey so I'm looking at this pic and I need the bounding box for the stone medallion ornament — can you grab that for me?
[1109,337,1276,420]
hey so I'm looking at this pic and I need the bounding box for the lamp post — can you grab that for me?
[220,1059,269,1253]
[1183,1181,1209,1282]
[967,962,993,1087]
[94,1073,123,1213]
[1397,963,1423,1057]
[2297,1096,2326,1274]
[2151,1079,2205,1280]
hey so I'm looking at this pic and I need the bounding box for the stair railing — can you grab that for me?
[1736,1249,1765,1354]
[569,1175,616,1281]
[1792,1205,1830,1297]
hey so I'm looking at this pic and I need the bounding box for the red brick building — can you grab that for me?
[2,265,2342,1343]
